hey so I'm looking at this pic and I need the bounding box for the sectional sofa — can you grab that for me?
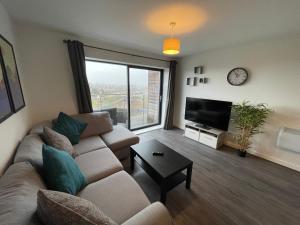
[0,112,173,225]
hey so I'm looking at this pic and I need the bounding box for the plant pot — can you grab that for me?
[238,150,247,157]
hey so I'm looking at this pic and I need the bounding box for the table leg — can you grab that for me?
[186,163,193,189]
[160,182,167,204]
[130,149,135,171]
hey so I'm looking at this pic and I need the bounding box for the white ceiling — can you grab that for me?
[2,0,300,56]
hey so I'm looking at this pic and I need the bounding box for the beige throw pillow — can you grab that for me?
[37,189,117,225]
[43,127,77,157]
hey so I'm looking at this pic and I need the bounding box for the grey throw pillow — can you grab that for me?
[43,127,77,157]
[37,189,117,225]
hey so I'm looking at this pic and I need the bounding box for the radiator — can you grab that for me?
[277,127,300,153]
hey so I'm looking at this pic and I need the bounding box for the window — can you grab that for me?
[86,60,163,130]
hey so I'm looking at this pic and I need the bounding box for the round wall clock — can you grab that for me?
[227,67,248,86]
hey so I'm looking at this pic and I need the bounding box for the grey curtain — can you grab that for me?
[164,60,177,130]
[66,40,93,113]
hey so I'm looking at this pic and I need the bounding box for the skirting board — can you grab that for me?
[224,139,300,172]
[176,124,300,172]
[246,149,300,172]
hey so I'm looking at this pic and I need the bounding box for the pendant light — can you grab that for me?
[163,22,181,55]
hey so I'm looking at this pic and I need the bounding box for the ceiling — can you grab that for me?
[2,0,300,56]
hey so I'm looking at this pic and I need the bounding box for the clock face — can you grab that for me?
[227,68,248,86]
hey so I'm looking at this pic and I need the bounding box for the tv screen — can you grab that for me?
[184,97,232,131]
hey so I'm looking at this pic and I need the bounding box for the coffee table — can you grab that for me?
[130,140,193,204]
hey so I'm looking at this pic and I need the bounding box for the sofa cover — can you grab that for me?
[0,162,45,225]
[101,125,140,160]
[75,148,123,184]
[78,171,150,224]
[14,134,44,172]
[122,202,173,225]
[0,112,173,225]
[73,136,107,155]
[28,112,139,163]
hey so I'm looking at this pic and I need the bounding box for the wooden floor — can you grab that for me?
[130,128,300,225]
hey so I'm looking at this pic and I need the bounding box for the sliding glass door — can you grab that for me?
[129,66,162,130]
[86,61,128,127]
[86,61,163,130]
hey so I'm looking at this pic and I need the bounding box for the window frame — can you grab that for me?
[85,59,164,131]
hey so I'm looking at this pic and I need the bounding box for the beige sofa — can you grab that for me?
[0,112,173,225]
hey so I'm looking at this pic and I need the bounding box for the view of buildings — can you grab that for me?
[86,61,161,129]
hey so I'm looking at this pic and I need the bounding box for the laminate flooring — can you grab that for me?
[130,128,300,225]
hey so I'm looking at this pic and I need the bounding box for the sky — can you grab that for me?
[86,61,150,87]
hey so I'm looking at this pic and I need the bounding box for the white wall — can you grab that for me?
[11,18,300,172]
[0,3,31,175]
[15,23,170,126]
[174,35,300,171]
[16,24,78,125]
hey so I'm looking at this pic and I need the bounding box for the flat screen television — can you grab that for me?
[184,97,232,131]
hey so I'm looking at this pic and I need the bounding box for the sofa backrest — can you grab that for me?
[0,162,46,225]
[14,134,45,173]
[30,112,113,139]
[29,121,53,135]
[73,112,113,138]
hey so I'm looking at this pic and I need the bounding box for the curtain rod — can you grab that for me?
[63,40,170,63]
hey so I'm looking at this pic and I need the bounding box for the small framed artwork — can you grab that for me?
[186,77,191,85]
[0,50,13,123]
[194,66,204,74]
[0,34,25,112]
[193,77,197,86]
[186,77,197,86]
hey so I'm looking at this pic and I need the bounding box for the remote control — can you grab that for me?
[153,152,164,156]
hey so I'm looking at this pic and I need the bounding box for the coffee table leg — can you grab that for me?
[186,164,193,189]
[130,149,135,171]
[160,182,167,204]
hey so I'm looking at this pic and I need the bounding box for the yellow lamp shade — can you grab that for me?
[163,38,180,55]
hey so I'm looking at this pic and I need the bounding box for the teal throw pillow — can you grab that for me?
[42,144,87,195]
[53,112,87,145]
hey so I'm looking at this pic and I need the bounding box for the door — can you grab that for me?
[86,61,163,131]
[128,66,163,130]
[86,61,129,127]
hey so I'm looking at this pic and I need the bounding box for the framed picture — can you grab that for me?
[0,34,25,112]
[194,66,204,74]
[0,49,13,123]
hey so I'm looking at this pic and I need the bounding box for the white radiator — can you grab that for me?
[277,127,300,153]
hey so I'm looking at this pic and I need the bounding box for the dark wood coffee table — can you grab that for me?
[130,140,193,204]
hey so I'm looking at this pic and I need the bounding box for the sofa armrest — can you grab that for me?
[101,125,139,152]
[121,202,173,225]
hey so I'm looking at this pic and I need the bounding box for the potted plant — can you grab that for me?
[232,101,272,157]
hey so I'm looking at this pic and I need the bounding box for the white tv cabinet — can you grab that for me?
[184,123,225,149]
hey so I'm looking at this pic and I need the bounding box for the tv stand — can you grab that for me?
[195,123,211,130]
[184,123,225,149]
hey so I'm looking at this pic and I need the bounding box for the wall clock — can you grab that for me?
[227,67,248,86]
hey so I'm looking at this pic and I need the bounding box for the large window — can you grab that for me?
[86,60,163,130]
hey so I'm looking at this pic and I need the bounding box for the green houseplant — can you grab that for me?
[232,101,272,157]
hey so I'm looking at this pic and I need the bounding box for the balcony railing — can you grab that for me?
[91,93,158,129]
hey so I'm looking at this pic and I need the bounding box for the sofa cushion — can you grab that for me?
[78,171,150,224]
[43,145,87,195]
[30,120,53,135]
[74,136,107,155]
[101,125,139,152]
[53,112,87,145]
[43,127,77,157]
[122,202,173,225]
[113,147,131,161]
[37,189,117,225]
[14,134,44,171]
[75,148,123,184]
[73,112,113,138]
[0,162,46,225]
